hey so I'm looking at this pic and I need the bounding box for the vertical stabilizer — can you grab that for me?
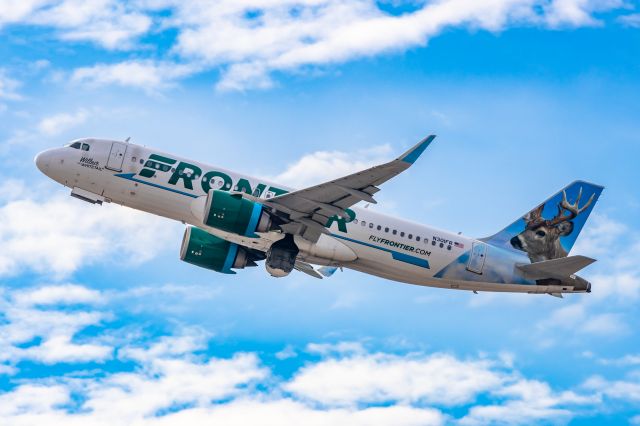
[482,181,603,263]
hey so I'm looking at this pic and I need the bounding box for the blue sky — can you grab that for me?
[1,1,640,424]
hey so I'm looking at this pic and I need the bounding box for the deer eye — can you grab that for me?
[536,230,546,237]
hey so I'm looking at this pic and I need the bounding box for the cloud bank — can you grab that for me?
[0,0,629,91]
[1,283,636,425]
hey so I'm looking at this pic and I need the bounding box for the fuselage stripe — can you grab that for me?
[331,234,430,269]
[114,173,199,198]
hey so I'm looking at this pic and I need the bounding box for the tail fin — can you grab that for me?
[482,181,604,263]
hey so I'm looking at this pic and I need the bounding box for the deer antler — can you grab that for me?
[544,188,595,227]
[524,204,545,230]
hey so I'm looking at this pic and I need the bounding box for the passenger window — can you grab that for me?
[377,225,382,231]
[81,143,90,151]
[369,223,374,229]
[384,227,389,233]
[400,232,405,237]
[361,221,366,226]
[408,234,413,239]
[70,142,81,149]
[140,159,144,164]
[392,230,397,235]
[353,219,358,224]
[416,236,421,242]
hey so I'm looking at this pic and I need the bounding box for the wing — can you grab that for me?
[260,135,435,241]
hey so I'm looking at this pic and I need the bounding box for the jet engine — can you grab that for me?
[180,226,257,274]
[265,234,299,277]
[202,190,273,237]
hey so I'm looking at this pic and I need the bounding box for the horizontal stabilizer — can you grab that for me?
[318,266,339,277]
[517,255,596,280]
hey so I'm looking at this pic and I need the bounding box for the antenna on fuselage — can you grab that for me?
[125,136,131,143]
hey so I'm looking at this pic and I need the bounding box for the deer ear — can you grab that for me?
[556,221,574,236]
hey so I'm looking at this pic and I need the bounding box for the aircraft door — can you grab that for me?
[106,142,127,172]
[466,242,487,274]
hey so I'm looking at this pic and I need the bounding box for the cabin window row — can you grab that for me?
[353,219,453,250]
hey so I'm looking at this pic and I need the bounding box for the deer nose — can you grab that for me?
[510,236,523,250]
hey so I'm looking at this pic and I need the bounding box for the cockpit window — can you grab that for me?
[81,143,90,151]
[70,142,81,149]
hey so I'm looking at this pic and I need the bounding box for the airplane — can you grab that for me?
[34,136,603,297]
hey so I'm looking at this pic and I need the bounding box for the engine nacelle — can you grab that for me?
[202,190,272,237]
[180,226,249,274]
[265,234,299,278]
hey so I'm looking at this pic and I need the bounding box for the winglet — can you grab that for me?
[398,135,436,164]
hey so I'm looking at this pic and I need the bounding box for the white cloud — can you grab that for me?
[598,354,640,367]
[537,302,628,337]
[285,351,505,406]
[4,0,626,91]
[37,109,89,136]
[0,291,627,425]
[272,144,392,188]
[162,0,623,91]
[157,400,445,426]
[13,283,102,306]
[582,375,640,402]
[306,341,367,356]
[0,0,46,26]
[71,60,198,92]
[618,12,640,27]
[0,69,21,101]
[275,344,298,360]
[0,191,179,278]
[572,214,627,258]
[0,284,111,368]
[1,0,151,49]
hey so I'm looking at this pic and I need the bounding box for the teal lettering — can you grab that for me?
[201,170,233,193]
[168,162,202,190]
[325,208,356,233]
[268,186,288,197]
[236,178,266,196]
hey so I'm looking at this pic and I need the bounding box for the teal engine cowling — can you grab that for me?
[180,226,255,274]
[203,190,272,237]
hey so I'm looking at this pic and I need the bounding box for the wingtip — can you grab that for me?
[399,134,436,164]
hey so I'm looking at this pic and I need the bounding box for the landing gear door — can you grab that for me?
[106,142,127,172]
[466,242,487,274]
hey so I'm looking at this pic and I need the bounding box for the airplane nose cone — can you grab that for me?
[34,150,49,174]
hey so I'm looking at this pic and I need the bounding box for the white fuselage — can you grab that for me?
[35,138,584,294]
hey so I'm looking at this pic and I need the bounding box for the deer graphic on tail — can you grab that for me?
[510,188,595,263]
